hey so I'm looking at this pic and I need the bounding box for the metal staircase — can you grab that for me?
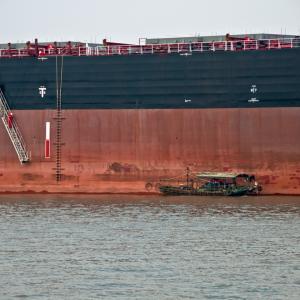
[0,88,30,163]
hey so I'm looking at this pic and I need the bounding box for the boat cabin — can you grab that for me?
[196,172,256,191]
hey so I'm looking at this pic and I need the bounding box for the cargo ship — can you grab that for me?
[0,33,299,194]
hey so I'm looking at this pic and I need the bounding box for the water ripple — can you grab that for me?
[0,195,299,299]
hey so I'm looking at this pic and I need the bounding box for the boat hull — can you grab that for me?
[159,186,251,196]
[0,107,299,194]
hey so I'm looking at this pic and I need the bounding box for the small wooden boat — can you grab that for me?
[159,170,262,196]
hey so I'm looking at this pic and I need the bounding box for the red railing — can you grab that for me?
[0,38,299,58]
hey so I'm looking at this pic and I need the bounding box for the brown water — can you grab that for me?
[0,195,299,299]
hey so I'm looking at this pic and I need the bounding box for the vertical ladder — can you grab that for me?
[0,88,30,163]
[54,56,64,181]
[55,109,63,181]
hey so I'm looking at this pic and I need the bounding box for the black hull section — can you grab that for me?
[0,49,300,110]
[159,186,253,196]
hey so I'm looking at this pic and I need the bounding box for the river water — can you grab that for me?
[0,195,299,299]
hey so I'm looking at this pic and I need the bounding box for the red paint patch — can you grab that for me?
[45,140,50,158]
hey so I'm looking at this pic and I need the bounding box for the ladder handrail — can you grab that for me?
[1,117,28,162]
[0,88,29,163]
[0,89,28,151]
[0,88,11,115]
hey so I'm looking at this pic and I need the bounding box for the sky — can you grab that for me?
[0,0,299,44]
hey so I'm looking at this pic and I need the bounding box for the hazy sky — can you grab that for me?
[1,0,299,44]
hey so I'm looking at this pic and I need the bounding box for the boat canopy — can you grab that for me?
[196,172,253,179]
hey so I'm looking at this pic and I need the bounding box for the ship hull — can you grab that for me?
[1,48,300,194]
[0,107,299,194]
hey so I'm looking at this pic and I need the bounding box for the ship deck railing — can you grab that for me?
[0,38,299,58]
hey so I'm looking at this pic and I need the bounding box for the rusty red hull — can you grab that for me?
[0,108,300,194]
